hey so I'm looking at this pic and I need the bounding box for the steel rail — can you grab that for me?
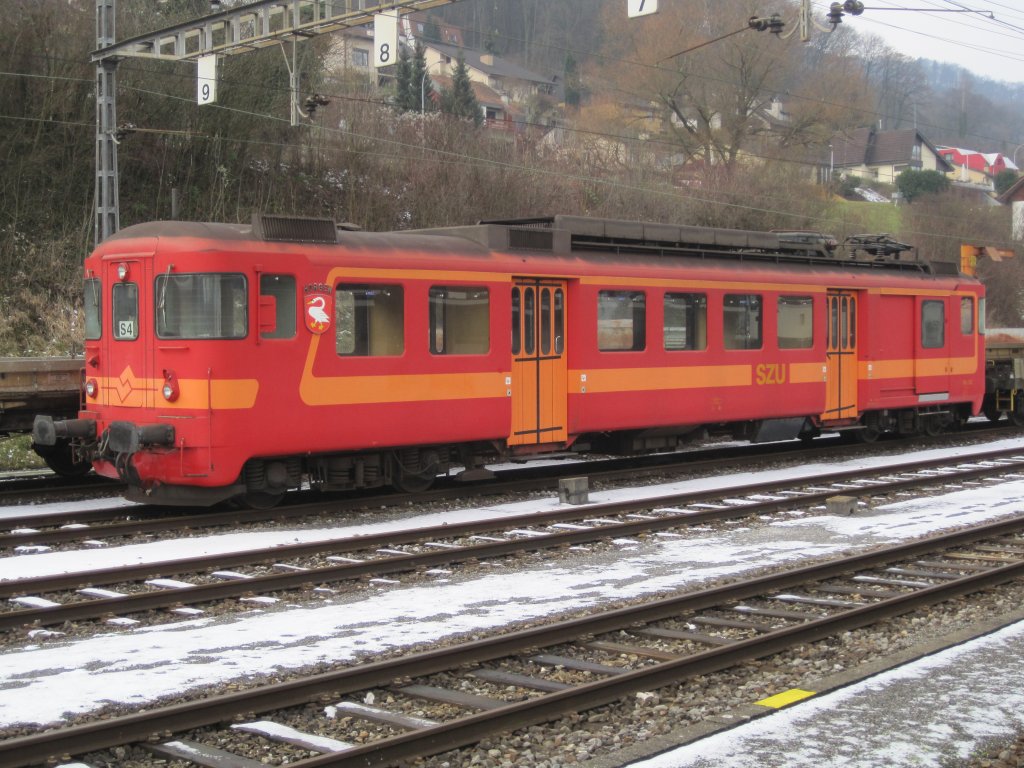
[0,424,1012,542]
[3,451,1024,631]
[0,430,847,544]
[3,515,1024,767]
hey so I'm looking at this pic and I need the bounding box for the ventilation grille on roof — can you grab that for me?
[508,228,554,251]
[252,214,338,243]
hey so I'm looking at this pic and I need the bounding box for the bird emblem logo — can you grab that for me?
[303,284,332,334]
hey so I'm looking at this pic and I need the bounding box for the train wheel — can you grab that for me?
[1012,407,1024,428]
[393,468,436,493]
[33,441,92,477]
[855,425,881,443]
[984,405,1003,423]
[922,416,942,437]
[241,490,285,509]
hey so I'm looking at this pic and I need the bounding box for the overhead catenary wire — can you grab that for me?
[1,2,1019,248]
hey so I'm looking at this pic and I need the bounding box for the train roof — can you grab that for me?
[100,215,967,282]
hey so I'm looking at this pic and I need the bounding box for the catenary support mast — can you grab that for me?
[91,0,458,244]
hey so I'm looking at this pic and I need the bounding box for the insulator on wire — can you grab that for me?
[827,2,844,26]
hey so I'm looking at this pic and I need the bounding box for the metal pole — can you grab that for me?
[95,0,119,245]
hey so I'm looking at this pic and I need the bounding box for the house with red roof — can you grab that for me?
[938,147,1017,190]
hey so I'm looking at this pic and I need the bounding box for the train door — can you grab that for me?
[102,256,153,408]
[823,291,858,421]
[915,295,950,396]
[509,278,567,446]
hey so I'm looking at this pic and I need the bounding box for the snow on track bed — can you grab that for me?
[3,435,1024,766]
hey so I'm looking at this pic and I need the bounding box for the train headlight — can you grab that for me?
[85,378,98,399]
[162,370,180,402]
[117,263,130,281]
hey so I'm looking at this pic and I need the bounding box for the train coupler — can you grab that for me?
[32,415,96,446]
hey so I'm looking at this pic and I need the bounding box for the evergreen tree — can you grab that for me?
[441,53,482,126]
[564,53,581,110]
[395,46,413,111]
[394,43,435,113]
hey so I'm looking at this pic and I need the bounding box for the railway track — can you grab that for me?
[4,514,1023,768]
[3,446,1023,634]
[0,424,1013,546]
[0,472,116,505]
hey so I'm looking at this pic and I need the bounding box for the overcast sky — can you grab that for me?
[824,0,1024,84]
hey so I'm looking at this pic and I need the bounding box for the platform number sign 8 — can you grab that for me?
[374,11,399,68]
[627,0,657,17]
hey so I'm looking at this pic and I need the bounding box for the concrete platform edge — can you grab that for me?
[586,606,1024,768]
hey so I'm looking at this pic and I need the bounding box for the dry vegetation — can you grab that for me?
[0,0,1020,357]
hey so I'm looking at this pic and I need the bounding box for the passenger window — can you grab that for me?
[524,287,535,355]
[541,288,552,355]
[260,275,296,339]
[979,298,986,334]
[511,288,521,355]
[664,293,707,351]
[723,294,762,350]
[84,278,102,340]
[335,284,404,356]
[155,273,247,339]
[777,296,813,349]
[598,290,646,351]
[960,297,974,335]
[429,286,490,355]
[112,282,139,340]
[554,288,564,354]
[922,300,945,348]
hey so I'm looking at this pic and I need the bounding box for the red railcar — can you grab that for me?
[33,215,985,506]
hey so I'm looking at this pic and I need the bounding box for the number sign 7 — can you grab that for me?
[627,0,657,18]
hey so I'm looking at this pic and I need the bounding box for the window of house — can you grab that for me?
[960,296,974,334]
[663,293,706,351]
[84,278,102,340]
[352,48,369,68]
[922,300,945,348]
[777,295,813,349]
[112,282,138,341]
[335,284,403,356]
[429,286,489,355]
[260,274,296,340]
[598,290,646,351]
[723,294,762,350]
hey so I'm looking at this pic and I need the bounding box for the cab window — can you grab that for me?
[960,297,974,335]
[922,300,945,348]
[112,282,138,340]
[84,278,102,340]
[156,273,247,339]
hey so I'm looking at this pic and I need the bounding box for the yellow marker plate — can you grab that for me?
[755,688,816,709]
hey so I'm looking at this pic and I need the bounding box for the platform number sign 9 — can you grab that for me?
[627,0,657,17]
[374,11,399,68]
[197,54,217,105]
